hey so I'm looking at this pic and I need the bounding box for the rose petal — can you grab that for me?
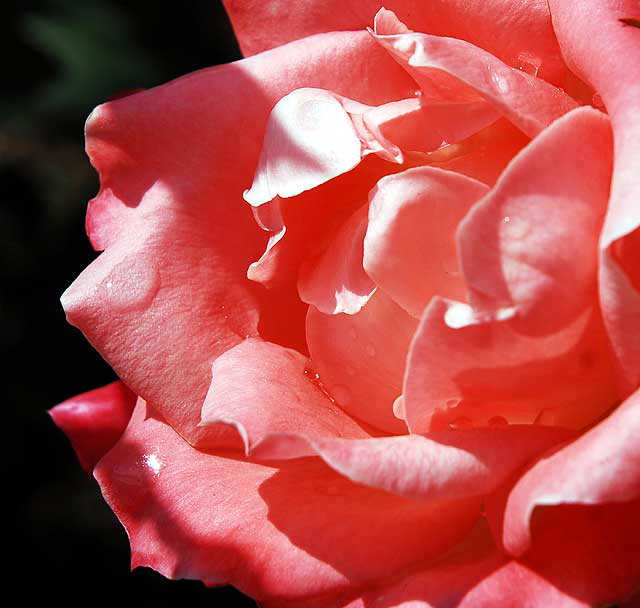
[371,9,577,138]
[49,381,136,472]
[405,300,618,432]
[549,0,640,394]
[64,31,415,449]
[503,387,640,556]
[458,106,612,334]
[199,337,371,458]
[96,400,481,603]
[222,0,572,90]
[298,204,375,315]
[364,166,489,317]
[306,289,418,433]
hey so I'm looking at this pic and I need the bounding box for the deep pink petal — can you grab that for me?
[370,9,577,138]
[549,0,640,394]
[503,388,640,556]
[199,337,370,458]
[50,381,136,472]
[364,166,489,317]
[306,289,417,433]
[63,31,416,449]
[96,400,481,603]
[298,204,374,315]
[520,501,640,607]
[458,106,612,334]
[222,0,573,90]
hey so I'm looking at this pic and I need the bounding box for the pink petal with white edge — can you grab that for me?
[370,9,577,138]
[306,289,418,433]
[298,204,374,315]
[503,387,640,556]
[50,381,136,472]
[200,337,371,458]
[222,0,573,91]
[458,106,612,334]
[404,300,618,433]
[364,166,489,317]
[65,30,416,450]
[550,0,640,394]
[96,400,481,604]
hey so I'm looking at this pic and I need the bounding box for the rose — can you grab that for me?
[50,0,640,605]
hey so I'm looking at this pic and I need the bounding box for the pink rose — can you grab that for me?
[51,0,640,605]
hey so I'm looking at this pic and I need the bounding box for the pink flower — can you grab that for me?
[51,1,640,605]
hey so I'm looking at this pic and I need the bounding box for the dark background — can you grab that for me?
[4,1,256,605]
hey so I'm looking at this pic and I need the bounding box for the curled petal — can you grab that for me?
[50,381,136,472]
[371,9,577,138]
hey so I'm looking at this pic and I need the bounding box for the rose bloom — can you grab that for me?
[51,0,640,606]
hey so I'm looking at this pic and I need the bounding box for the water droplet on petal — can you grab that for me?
[142,452,164,476]
[592,92,606,110]
[449,416,473,429]
[99,257,161,312]
[503,216,511,223]
[330,384,352,406]
[414,89,423,98]
[445,397,461,409]
[489,415,508,426]
[392,395,406,420]
[516,51,542,77]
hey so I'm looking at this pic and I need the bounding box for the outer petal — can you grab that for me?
[222,0,573,90]
[503,388,640,555]
[364,166,489,317]
[370,10,577,138]
[306,289,417,433]
[549,0,640,394]
[50,381,136,472]
[63,31,416,449]
[96,400,481,604]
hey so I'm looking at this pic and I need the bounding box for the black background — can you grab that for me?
[4,1,256,605]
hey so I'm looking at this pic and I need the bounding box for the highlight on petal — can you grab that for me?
[364,166,489,317]
[50,381,136,472]
[199,337,370,459]
[243,89,367,206]
[96,400,481,604]
[306,289,418,433]
[298,204,375,315]
[503,387,640,556]
[370,9,577,138]
[458,106,612,334]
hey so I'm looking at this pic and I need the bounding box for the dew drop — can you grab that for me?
[330,384,352,406]
[503,216,511,223]
[445,397,461,409]
[142,452,164,476]
[488,415,508,426]
[592,92,605,110]
[449,416,473,429]
[98,257,161,312]
[516,52,542,77]
[414,89,423,98]
[392,395,406,420]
